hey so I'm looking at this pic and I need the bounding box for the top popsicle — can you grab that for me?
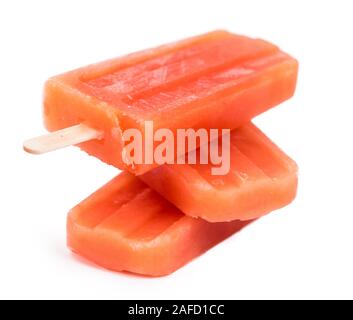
[42,30,298,175]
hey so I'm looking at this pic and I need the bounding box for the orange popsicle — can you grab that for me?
[44,30,298,175]
[140,123,298,222]
[68,172,252,276]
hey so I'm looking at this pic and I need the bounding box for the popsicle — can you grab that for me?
[29,30,297,175]
[140,122,298,222]
[67,172,252,276]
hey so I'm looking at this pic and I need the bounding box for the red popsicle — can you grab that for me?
[68,172,252,276]
[140,122,298,222]
[40,30,297,174]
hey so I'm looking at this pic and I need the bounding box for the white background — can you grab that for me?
[1,0,352,300]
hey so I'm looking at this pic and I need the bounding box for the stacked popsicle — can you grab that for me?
[24,30,298,276]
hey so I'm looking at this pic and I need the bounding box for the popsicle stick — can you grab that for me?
[23,124,103,155]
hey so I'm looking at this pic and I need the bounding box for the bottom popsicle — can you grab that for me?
[67,172,253,276]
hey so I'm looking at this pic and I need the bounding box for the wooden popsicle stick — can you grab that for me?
[23,124,103,155]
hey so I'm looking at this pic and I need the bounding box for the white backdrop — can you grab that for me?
[1,0,353,299]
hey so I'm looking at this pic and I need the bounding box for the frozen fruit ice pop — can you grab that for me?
[140,122,298,222]
[67,172,252,276]
[44,30,298,175]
